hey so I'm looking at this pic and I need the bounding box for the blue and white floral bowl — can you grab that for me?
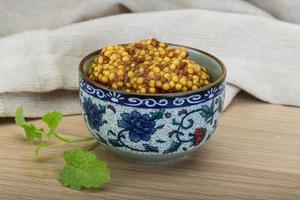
[79,44,226,164]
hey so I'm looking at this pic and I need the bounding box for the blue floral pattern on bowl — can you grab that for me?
[80,78,225,156]
[117,111,157,142]
[82,97,107,131]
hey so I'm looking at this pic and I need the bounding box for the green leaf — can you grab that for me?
[163,141,181,154]
[24,124,43,141]
[15,106,43,141]
[15,107,26,127]
[42,111,62,138]
[58,150,110,190]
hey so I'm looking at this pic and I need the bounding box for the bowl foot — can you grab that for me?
[110,148,188,164]
[119,154,188,165]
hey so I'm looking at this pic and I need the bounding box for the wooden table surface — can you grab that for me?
[0,93,299,200]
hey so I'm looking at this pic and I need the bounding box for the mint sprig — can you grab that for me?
[15,106,110,190]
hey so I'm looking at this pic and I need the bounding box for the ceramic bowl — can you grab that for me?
[79,44,226,164]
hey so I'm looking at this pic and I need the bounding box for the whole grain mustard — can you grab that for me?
[87,38,211,94]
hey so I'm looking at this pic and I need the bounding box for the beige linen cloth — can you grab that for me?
[0,0,299,117]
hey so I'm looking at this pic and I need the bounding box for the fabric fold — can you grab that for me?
[0,0,299,117]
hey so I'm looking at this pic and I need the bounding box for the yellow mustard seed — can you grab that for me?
[122,56,129,62]
[170,64,176,70]
[172,59,179,65]
[128,71,134,78]
[175,83,182,91]
[101,76,108,83]
[117,69,124,76]
[118,65,125,70]
[148,71,155,77]
[193,79,199,85]
[179,51,187,58]
[110,54,117,61]
[140,88,147,93]
[156,81,162,88]
[180,77,187,85]
[187,68,193,74]
[149,80,156,88]
[149,87,156,94]
[104,50,112,57]
[98,57,103,64]
[192,75,199,81]
[172,75,179,82]
[201,74,208,80]
[109,73,115,80]
[187,80,193,88]
[159,71,165,77]
[88,38,211,94]
[108,65,114,70]
[121,51,128,57]
[163,73,171,79]
[200,79,204,86]
[164,57,171,62]
[94,67,100,73]
[140,50,146,55]
[103,70,109,76]
[163,67,170,72]
[169,81,175,89]
[130,78,135,85]
[162,83,170,91]
[112,83,118,89]
[153,67,160,73]
[117,81,123,87]
[168,52,174,57]
[103,64,109,70]
[137,77,144,84]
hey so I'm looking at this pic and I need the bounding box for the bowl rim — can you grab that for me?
[79,43,226,97]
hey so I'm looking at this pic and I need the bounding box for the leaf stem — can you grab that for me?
[55,133,86,141]
[69,136,95,143]
[35,136,96,155]
[83,142,100,151]
[54,133,70,142]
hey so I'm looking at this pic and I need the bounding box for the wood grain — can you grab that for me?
[0,92,299,200]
